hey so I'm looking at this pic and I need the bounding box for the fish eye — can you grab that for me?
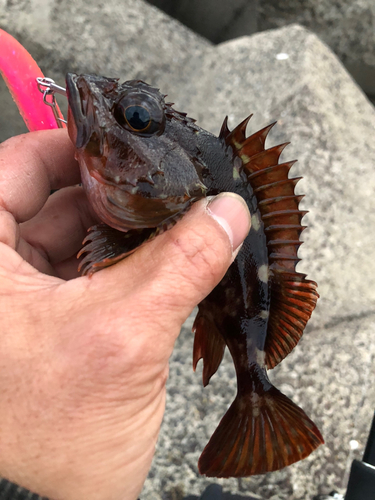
[114,92,165,136]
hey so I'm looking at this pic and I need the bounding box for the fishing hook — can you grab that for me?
[36,77,67,128]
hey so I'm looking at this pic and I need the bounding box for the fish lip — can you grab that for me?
[103,193,192,230]
[85,169,193,230]
[66,72,90,149]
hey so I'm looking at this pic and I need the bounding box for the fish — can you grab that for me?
[65,72,324,477]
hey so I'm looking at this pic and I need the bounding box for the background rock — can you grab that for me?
[1,1,375,499]
[145,0,259,44]
[0,77,28,139]
[146,0,375,102]
[257,0,375,99]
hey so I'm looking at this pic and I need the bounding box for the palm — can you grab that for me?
[0,236,170,500]
[0,130,170,498]
[18,185,98,279]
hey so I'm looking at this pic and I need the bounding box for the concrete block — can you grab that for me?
[145,0,258,43]
[258,0,375,98]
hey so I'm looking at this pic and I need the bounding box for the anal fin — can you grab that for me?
[198,384,324,477]
[193,302,226,387]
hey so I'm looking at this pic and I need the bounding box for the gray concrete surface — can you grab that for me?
[146,0,259,44]
[145,0,375,100]
[0,77,28,141]
[257,0,375,98]
[1,1,375,499]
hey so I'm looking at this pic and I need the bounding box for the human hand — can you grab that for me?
[0,129,250,500]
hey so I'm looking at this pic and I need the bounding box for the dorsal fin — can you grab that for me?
[220,116,318,369]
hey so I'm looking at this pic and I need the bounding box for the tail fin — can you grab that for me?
[198,386,323,477]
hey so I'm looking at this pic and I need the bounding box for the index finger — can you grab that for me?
[0,129,80,222]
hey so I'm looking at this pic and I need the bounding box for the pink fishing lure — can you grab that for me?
[0,29,65,131]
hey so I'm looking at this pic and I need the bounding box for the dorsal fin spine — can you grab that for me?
[241,122,277,154]
[219,116,230,140]
[259,194,305,208]
[267,239,302,246]
[269,254,301,261]
[223,115,253,147]
[262,209,308,220]
[247,160,297,181]
[244,143,290,171]
[254,177,302,195]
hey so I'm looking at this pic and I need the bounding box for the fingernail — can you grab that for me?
[207,193,251,252]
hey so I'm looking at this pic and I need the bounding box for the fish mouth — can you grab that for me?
[84,166,193,231]
[66,73,91,149]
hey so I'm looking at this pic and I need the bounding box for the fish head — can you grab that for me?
[66,73,207,231]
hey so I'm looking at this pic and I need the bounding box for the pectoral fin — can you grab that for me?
[78,223,156,276]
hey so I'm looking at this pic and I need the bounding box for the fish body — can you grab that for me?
[66,73,323,477]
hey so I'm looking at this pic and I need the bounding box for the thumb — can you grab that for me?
[95,192,251,326]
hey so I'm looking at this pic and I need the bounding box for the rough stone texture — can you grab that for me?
[146,0,375,100]
[146,0,259,44]
[257,0,375,98]
[0,77,28,141]
[1,2,375,499]
[0,0,209,80]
